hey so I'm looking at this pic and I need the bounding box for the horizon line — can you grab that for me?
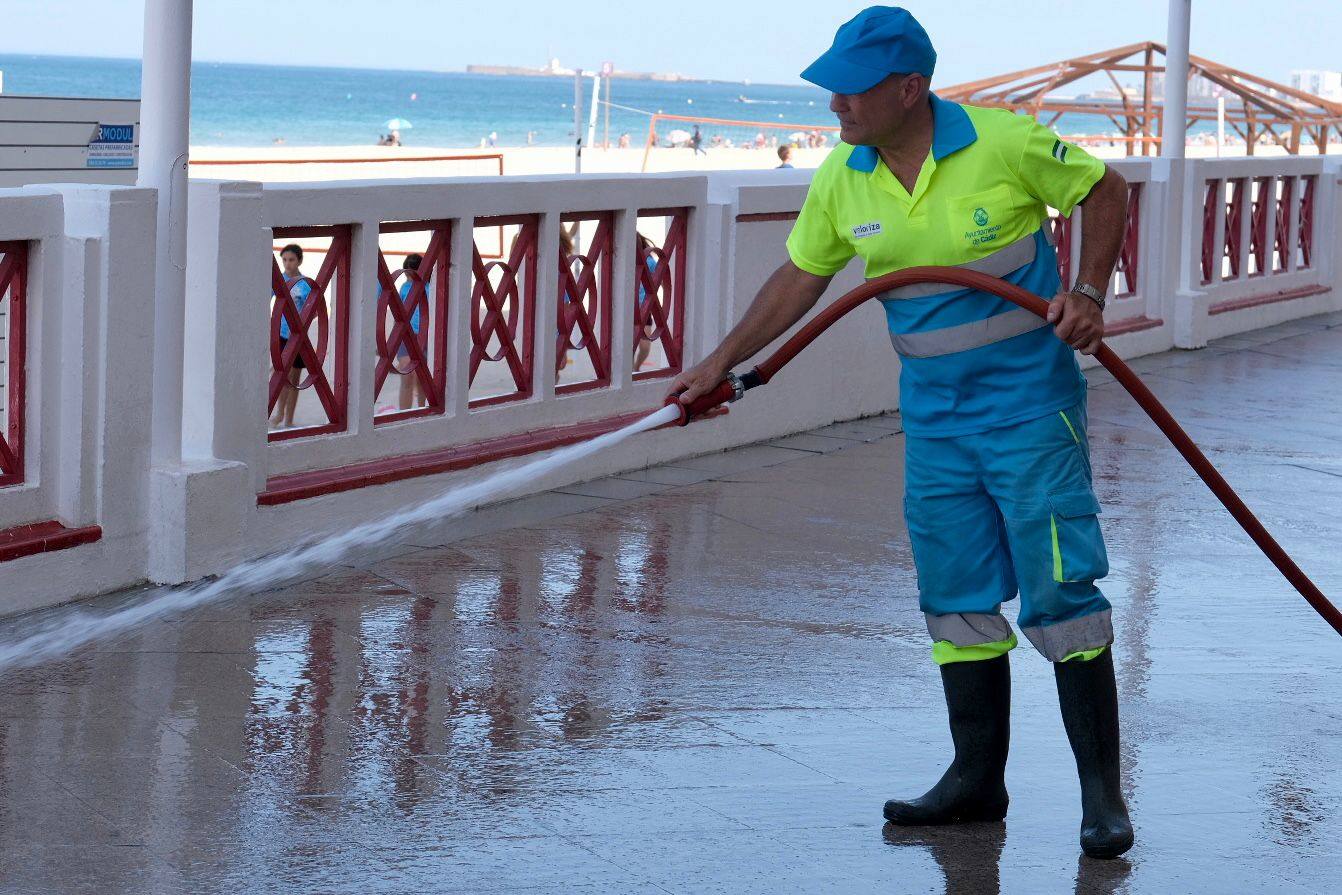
[0,50,814,90]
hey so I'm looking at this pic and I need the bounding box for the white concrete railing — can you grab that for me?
[0,155,1339,614]
[0,185,157,613]
[1188,156,1339,342]
[254,176,708,478]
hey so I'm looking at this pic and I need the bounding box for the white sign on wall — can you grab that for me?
[0,95,140,187]
[86,123,136,168]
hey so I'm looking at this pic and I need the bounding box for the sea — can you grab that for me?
[0,53,1162,150]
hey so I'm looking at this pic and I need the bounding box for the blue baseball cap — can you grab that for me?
[801,6,936,95]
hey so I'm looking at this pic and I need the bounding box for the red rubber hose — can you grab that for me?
[717,266,1342,637]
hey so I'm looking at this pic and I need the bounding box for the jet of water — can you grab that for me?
[0,404,683,671]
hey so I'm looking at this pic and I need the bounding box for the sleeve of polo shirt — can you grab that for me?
[785,175,855,277]
[1015,120,1107,217]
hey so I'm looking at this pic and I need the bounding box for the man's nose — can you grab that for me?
[829,93,846,114]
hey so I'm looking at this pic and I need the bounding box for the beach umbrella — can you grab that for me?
[666,129,691,145]
[385,118,414,131]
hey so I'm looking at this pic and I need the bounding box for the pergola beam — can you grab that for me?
[939,37,1342,155]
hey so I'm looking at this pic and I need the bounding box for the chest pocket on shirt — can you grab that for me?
[948,184,1012,249]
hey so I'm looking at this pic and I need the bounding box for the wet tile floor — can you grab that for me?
[3,313,1342,894]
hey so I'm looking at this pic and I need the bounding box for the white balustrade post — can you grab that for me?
[446,219,475,416]
[351,217,382,429]
[182,180,268,475]
[146,178,266,584]
[534,210,561,400]
[610,208,637,390]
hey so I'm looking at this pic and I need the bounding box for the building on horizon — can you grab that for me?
[1291,70,1342,101]
[466,57,692,82]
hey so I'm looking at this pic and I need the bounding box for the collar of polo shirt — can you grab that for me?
[845,94,978,173]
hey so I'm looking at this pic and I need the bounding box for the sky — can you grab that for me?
[0,0,1338,87]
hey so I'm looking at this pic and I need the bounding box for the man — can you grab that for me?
[669,7,1133,859]
[691,125,707,156]
[776,145,794,168]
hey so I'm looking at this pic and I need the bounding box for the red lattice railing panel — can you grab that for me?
[634,208,688,380]
[1200,179,1220,285]
[1299,175,1316,269]
[557,212,614,395]
[470,215,537,407]
[1274,176,1295,273]
[0,241,27,487]
[1223,178,1246,281]
[375,221,451,423]
[268,226,351,441]
[1249,176,1271,277]
[1112,182,1141,298]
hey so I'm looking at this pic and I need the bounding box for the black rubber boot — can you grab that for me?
[1054,648,1134,859]
[884,653,1010,825]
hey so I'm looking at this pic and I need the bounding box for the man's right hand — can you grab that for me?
[666,353,732,405]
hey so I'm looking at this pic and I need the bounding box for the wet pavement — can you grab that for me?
[3,312,1342,894]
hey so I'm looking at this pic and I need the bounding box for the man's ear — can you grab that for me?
[901,75,925,109]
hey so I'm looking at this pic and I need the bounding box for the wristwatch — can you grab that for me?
[1071,280,1106,310]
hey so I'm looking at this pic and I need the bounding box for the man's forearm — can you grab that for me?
[709,261,832,368]
[1074,167,1128,291]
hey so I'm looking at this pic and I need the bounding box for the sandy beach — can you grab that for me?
[189,137,1316,184]
[190,144,837,182]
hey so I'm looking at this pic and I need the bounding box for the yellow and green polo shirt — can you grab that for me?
[786,94,1106,437]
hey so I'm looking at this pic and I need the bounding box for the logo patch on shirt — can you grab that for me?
[973,207,989,227]
[1051,139,1068,163]
[851,221,882,239]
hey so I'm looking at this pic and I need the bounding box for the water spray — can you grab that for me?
[670,266,1342,638]
[0,404,683,671]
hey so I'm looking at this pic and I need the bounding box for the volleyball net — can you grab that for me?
[641,114,840,171]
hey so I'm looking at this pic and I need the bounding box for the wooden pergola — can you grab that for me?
[938,42,1342,156]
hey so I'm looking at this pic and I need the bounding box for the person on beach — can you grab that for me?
[634,233,659,370]
[271,244,312,429]
[394,253,427,411]
[776,145,794,168]
[668,6,1133,860]
[556,226,577,374]
[690,126,706,156]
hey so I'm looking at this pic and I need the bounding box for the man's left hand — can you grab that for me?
[1046,291,1105,356]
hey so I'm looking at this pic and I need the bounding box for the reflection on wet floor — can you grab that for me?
[2,313,1342,893]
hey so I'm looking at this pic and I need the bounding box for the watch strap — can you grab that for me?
[1071,280,1106,309]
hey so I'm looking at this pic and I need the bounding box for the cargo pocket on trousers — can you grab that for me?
[1046,487,1109,584]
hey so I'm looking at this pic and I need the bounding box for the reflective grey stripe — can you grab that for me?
[874,231,1038,301]
[1022,609,1114,663]
[925,612,1015,647]
[890,307,1048,359]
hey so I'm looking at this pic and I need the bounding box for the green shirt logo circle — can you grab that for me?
[973,207,989,227]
